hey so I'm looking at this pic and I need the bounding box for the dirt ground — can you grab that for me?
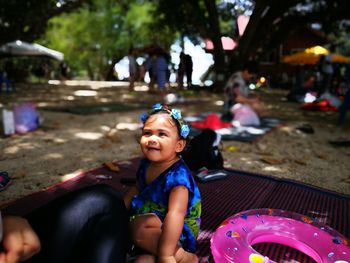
[1,80,350,206]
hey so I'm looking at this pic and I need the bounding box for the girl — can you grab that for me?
[124,103,201,263]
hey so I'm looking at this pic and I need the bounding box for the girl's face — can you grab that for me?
[140,113,186,163]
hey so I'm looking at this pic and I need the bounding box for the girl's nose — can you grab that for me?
[147,137,157,146]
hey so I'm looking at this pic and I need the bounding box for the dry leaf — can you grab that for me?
[257,151,273,156]
[103,162,120,172]
[260,157,284,165]
[294,159,307,165]
[12,171,27,179]
[315,153,328,160]
[341,176,350,184]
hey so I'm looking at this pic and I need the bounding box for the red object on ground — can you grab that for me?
[302,100,339,112]
[190,113,232,130]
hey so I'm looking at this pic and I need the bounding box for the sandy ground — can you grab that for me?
[1,81,350,206]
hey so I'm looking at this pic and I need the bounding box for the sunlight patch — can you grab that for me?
[60,170,83,181]
[215,100,224,106]
[73,90,98,97]
[45,153,63,159]
[74,132,103,140]
[134,85,149,91]
[262,166,281,172]
[65,96,75,101]
[37,102,49,107]
[116,122,142,131]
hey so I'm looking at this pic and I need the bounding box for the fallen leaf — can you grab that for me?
[12,171,27,179]
[341,176,350,184]
[260,157,284,165]
[257,151,273,156]
[294,159,307,165]
[103,162,120,172]
[315,153,328,159]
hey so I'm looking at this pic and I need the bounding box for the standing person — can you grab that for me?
[184,54,193,88]
[124,103,201,262]
[156,52,169,92]
[0,184,129,263]
[128,48,138,92]
[59,61,68,80]
[317,46,335,97]
[145,53,157,93]
[177,52,186,89]
[338,62,350,127]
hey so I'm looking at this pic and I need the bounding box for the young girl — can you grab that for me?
[124,103,201,263]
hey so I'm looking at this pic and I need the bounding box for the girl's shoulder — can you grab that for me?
[171,159,192,176]
[164,159,194,188]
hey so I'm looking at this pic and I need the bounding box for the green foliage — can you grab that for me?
[42,0,177,79]
[0,0,86,46]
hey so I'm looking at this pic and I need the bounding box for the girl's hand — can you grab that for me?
[0,216,41,263]
[158,255,176,263]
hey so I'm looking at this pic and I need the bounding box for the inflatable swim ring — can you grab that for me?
[211,209,350,263]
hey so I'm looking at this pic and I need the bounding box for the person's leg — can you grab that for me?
[134,254,156,263]
[25,184,129,263]
[185,69,192,87]
[129,214,197,262]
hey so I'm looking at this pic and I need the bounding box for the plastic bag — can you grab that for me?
[13,103,40,134]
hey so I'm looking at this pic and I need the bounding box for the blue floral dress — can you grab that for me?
[130,158,201,253]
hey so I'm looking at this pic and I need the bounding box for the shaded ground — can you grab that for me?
[0,81,349,205]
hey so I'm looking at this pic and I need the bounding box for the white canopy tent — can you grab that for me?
[0,40,64,61]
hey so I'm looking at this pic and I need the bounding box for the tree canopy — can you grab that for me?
[1,0,350,82]
[152,0,350,73]
[42,0,177,80]
[0,0,86,46]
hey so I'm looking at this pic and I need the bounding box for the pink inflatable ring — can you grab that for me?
[211,209,350,263]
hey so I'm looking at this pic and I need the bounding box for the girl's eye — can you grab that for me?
[159,132,167,137]
[142,131,151,136]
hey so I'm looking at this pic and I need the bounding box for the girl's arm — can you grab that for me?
[158,186,188,259]
[123,185,139,210]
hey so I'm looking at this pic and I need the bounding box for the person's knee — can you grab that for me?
[77,184,126,215]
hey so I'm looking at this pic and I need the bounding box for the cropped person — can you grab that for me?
[1,184,129,263]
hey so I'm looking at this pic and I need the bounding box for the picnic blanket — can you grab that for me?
[186,114,282,143]
[3,158,350,262]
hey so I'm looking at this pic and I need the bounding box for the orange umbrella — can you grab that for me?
[282,46,350,65]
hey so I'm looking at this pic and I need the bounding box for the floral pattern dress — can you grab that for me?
[130,158,201,253]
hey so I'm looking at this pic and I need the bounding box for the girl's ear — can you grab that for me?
[175,139,186,153]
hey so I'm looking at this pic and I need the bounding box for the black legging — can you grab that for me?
[25,184,129,263]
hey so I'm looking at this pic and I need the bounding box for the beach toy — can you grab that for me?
[211,208,350,263]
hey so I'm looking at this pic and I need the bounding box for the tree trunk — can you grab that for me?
[204,0,226,91]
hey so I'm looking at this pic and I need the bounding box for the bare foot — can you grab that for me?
[134,254,156,263]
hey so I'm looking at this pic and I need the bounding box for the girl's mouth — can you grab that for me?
[147,146,159,151]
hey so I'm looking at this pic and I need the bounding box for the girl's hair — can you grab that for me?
[140,103,190,140]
